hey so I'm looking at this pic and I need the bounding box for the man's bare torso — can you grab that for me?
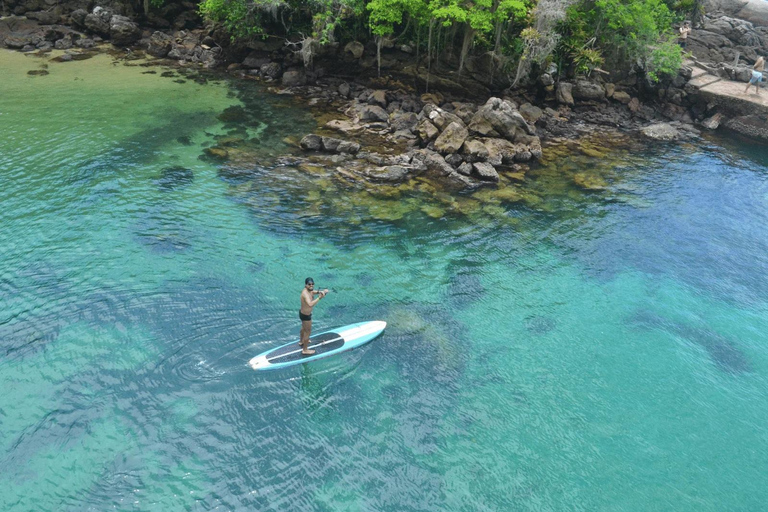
[300,289,315,316]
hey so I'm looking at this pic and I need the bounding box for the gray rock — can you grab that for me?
[368,90,387,108]
[321,137,342,152]
[422,104,465,131]
[640,123,682,141]
[299,134,322,151]
[359,105,389,122]
[147,31,172,58]
[417,120,439,141]
[612,91,632,104]
[434,121,469,154]
[4,34,38,49]
[467,97,534,141]
[462,139,490,162]
[282,70,306,87]
[70,9,88,28]
[75,38,95,48]
[344,41,364,59]
[362,165,411,183]
[472,162,500,182]
[336,141,360,154]
[539,73,554,87]
[27,10,59,24]
[338,82,350,98]
[556,82,575,106]
[573,79,606,101]
[242,52,270,69]
[701,112,724,130]
[242,52,272,69]
[54,36,73,50]
[519,103,543,124]
[260,62,282,79]
[110,15,141,46]
[84,7,113,38]
[445,153,464,167]
[391,112,419,132]
[418,150,454,176]
[457,162,473,176]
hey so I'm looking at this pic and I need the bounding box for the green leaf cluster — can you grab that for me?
[558,0,683,81]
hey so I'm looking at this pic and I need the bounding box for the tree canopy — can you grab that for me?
[197,0,688,84]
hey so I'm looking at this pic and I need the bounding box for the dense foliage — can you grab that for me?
[197,0,689,84]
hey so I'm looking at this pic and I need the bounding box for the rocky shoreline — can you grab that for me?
[2,2,767,190]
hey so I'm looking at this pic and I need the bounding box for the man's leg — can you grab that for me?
[301,320,315,354]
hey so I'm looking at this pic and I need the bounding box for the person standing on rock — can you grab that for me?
[745,56,765,95]
[299,277,328,355]
[678,21,691,49]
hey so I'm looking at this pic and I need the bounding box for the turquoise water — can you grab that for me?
[1,48,768,511]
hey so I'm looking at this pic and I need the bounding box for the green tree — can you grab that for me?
[570,0,683,81]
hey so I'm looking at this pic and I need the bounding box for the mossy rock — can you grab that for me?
[420,204,445,219]
[298,163,328,175]
[482,204,507,217]
[215,135,246,147]
[367,201,410,221]
[578,142,609,158]
[203,147,229,160]
[573,172,608,191]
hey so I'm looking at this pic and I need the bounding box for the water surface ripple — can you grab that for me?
[1,49,768,511]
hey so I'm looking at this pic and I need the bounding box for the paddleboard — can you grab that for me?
[249,321,386,371]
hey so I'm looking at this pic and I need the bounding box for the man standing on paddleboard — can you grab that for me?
[300,277,329,355]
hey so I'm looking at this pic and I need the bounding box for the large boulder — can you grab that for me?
[260,62,282,79]
[434,121,469,154]
[362,165,412,183]
[461,139,490,162]
[391,112,419,132]
[572,80,606,101]
[241,52,269,69]
[344,41,364,59]
[282,70,307,87]
[556,82,575,106]
[368,90,387,108]
[472,162,499,182]
[417,120,439,141]
[422,104,464,131]
[147,31,172,57]
[70,9,88,29]
[702,2,768,28]
[299,134,323,151]
[27,10,60,25]
[359,104,389,122]
[467,97,535,141]
[84,7,113,38]
[640,123,682,141]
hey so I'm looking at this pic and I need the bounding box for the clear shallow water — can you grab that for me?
[1,48,768,511]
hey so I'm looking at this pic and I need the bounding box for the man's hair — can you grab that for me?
[305,277,314,285]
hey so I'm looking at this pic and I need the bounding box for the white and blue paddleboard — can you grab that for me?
[249,321,386,371]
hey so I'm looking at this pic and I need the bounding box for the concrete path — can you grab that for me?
[685,59,768,112]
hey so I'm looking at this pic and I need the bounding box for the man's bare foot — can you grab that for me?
[301,349,316,356]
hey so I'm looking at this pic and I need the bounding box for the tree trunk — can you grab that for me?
[458,24,475,76]
[377,36,382,77]
[427,19,434,93]
[416,24,421,72]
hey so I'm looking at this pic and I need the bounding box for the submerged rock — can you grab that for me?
[640,123,682,141]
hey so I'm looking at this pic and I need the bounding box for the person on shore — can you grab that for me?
[678,21,691,49]
[299,277,328,355]
[744,56,765,95]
